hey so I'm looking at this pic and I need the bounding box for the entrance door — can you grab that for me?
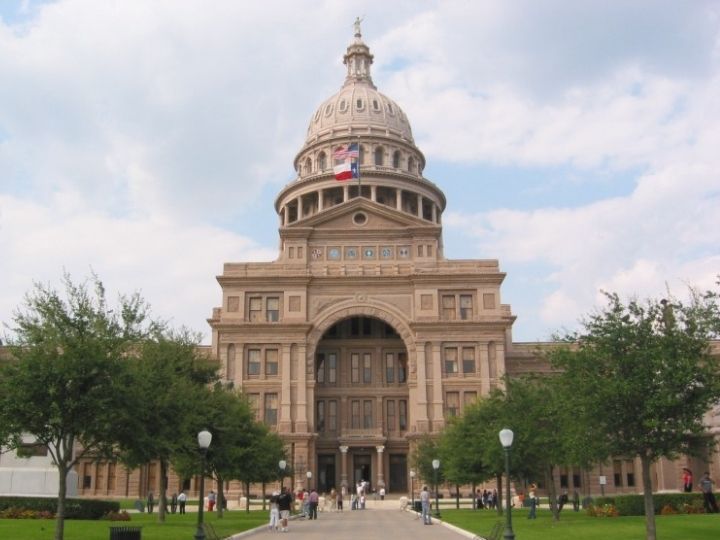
[389,454,407,493]
[318,454,336,492]
[353,454,372,491]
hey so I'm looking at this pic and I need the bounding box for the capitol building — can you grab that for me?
[3,25,718,501]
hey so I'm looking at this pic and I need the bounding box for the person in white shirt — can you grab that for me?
[420,485,431,524]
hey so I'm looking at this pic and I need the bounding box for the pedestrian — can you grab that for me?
[572,490,580,512]
[379,486,386,501]
[558,491,568,513]
[420,485,431,525]
[301,488,310,517]
[269,490,280,531]
[700,472,719,513]
[278,486,293,532]
[170,492,178,514]
[527,484,537,519]
[308,488,319,519]
[178,490,187,514]
[208,490,216,512]
[146,491,155,514]
[337,489,343,511]
[682,468,693,492]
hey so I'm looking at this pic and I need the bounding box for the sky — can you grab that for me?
[1,0,719,343]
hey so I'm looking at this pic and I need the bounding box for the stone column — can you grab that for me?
[340,446,349,489]
[431,342,445,430]
[416,194,423,217]
[376,445,385,489]
[279,344,292,433]
[343,184,349,202]
[396,188,402,210]
[297,196,304,220]
[296,344,309,433]
[432,204,437,223]
[318,189,324,211]
[414,346,430,432]
[371,184,377,202]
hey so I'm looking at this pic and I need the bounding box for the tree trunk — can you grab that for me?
[456,483,460,509]
[546,464,560,522]
[245,481,251,512]
[54,462,67,540]
[262,483,267,511]
[217,475,224,518]
[641,454,657,540]
[496,473,503,516]
[158,459,167,522]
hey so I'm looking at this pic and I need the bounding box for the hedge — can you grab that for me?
[593,493,705,516]
[0,497,120,519]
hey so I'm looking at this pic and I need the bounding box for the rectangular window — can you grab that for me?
[441,295,456,320]
[446,392,460,418]
[459,295,473,320]
[247,394,260,421]
[249,297,262,322]
[444,347,458,375]
[385,353,395,383]
[328,353,337,384]
[626,460,635,487]
[265,349,279,375]
[363,353,372,384]
[264,393,278,426]
[573,474,582,488]
[351,400,360,429]
[362,317,372,336]
[351,353,360,383]
[316,353,325,383]
[398,353,407,383]
[560,474,569,488]
[399,400,407,431]
[363,400,373,428]
[317,401,326,432]
[266,297,280,322]
[462,347,475,374]
[464,391,477,406]
[248,349,261,376]
[351,318,360,336]
[328,400,337,431]
[387,400,396,432]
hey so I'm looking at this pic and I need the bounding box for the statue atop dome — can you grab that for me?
[353,16,363,38]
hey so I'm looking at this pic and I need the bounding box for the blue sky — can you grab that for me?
[1,1,719,343]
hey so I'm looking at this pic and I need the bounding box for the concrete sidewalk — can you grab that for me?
[229,507,479,540]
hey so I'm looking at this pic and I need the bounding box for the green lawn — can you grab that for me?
[0,510,267,540]
[440,508,720,540]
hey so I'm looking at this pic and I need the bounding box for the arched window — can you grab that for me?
[304,157,312,174]
[374,147,384,166]
[318,152,327,171]
[407,157,415,173]
[392,151,401,169]
[227,344,236,380]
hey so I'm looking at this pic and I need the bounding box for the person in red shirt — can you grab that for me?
[682,468,693,492]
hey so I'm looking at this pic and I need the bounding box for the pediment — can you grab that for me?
[289,198,433,232]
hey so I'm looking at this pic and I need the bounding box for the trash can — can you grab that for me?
[413,500,422,513]
[109,526,142,540]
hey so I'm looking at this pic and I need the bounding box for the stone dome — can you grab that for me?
[301,27,414,149]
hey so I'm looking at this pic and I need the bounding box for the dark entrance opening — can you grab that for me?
[389,454,407,493]
[318,454,336,492]
[353,454,371,491]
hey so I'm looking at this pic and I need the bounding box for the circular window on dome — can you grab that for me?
[353,212,368,226]
[325,103,334,116]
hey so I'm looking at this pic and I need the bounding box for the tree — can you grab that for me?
[118,330,217,523]
[551,289,720,540]
[0,275,152,540]
[411,435,445,491]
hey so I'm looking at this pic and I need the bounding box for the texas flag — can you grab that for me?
[333,160,359,181]
[333,143,360,181]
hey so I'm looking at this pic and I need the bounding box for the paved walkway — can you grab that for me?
[231,506,478,540]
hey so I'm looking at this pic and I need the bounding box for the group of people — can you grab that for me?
[268,487,294,532]
[142,490,188,514]
[474,488,499,510]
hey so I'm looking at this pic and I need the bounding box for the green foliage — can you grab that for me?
[0,497,119,519]
[410,435,444,486]
[593,494,707,516]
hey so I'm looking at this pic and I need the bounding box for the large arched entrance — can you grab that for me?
[312,314,410,494]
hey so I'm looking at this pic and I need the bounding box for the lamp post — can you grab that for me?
[306,470,312,490]
[410,470,416,510]
[278,460,287,491]
[499,428,515,540]
[432,459,441,518]
[194,429,212,540]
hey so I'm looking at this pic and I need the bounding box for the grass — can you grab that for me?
[439,507,720,540]
[0,509,267,540]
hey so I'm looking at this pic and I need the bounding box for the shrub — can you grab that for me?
[660,504,678,515]
[0,507,55,519]
[104,510,131,521]
[593,493,706,516]
[586,504,619,517]
[0,497,120,519]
